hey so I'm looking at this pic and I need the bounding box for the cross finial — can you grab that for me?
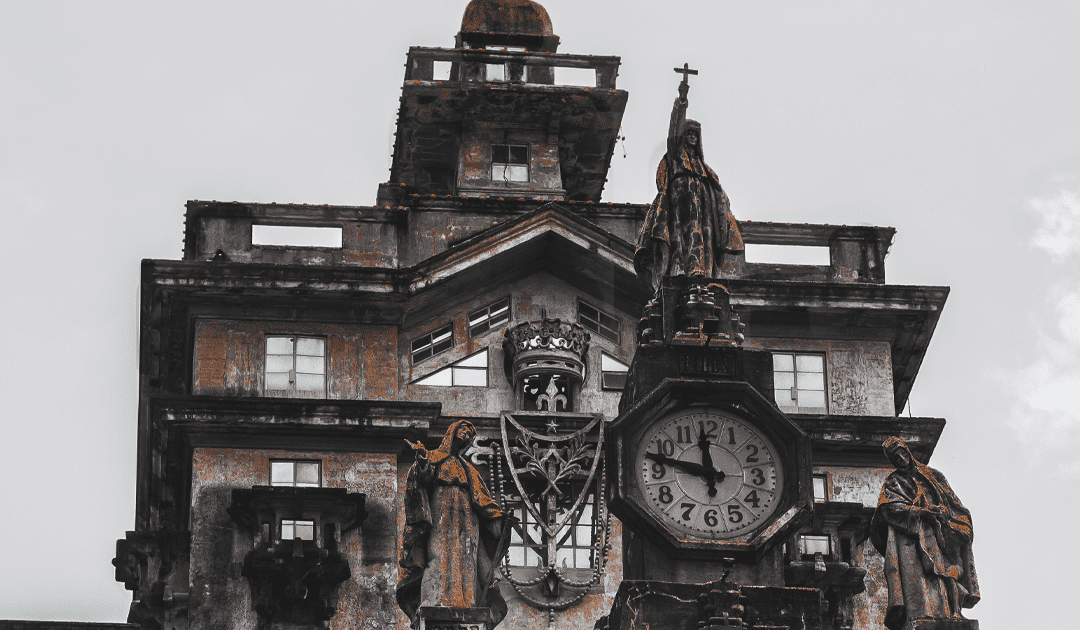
[674,62,698,85]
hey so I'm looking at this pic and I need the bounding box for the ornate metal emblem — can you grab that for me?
[494,412,610,624]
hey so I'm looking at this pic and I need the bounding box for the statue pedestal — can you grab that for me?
[908,619,979,630]
[418,606,493,630]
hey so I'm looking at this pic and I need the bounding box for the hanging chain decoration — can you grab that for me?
[492,413,610,623]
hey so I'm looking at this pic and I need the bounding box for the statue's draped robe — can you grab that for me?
[870,459,979,630]
[398,420,509,626]
[635,97,744,291]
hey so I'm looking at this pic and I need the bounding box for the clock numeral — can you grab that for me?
[727,504,744,523]
[704,509,718,527]
[744,489,761,508]
[676,425,692,443]
[727,426,737,445]
[745,443,760,463]
[680,503,695,521]
[656,438,675,456]
[750,468,766,486]
[658,485,674,504]
[698,420,718,440]
[651,462,666,479]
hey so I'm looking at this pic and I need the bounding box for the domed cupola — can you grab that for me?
[456,0,560,52]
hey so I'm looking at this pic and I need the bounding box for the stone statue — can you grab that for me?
[397,420,513,628]
[870,437,979,630]
[635,67,744,293]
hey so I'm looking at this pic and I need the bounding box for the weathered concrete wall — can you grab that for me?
[400,210,517,267]
[745,339,895,417]
[402,273,632,419]
[189,448,402,630]
[456,124,564,197]
[192,320,398,399]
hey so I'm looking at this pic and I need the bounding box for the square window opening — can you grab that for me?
[270,459,322,488]
[492,144,529,184]
[772,352,827,414]
[265,335,327,398]
[411,324,454,364]
[578,300,620,344]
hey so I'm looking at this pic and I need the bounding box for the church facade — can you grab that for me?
[110,2,951,630]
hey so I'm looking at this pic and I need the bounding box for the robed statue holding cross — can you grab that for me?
[635,64,744,292]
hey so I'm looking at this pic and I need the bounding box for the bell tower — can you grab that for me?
[380,0,628,206]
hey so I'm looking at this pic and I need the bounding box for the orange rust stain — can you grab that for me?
[193,322,229,394]
[363,326,400,399]
[329,334,364,399]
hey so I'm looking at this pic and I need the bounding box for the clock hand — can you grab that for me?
[697,433,724,496]
[645,451,726,492]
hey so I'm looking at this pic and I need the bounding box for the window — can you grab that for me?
[600,352,630,390]
[492,144,529,183]
[270,460,321,488]
[265,336,326,398]
[772,353,827,413]
[507,485,597,569]
[411,324,453,364]
[281,519,315,542]
[578,300,620,344]
[413,349,488,387]
[469,297,511,338]
[800,534,831,557]
[812,474,828,502]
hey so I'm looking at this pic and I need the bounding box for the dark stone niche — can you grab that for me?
[228,486,367,628]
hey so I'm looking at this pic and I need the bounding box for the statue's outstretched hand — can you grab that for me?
[405,439,429,461]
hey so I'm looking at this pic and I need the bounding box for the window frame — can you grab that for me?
[280,519,316,542]
[269,459,322,488]
[577,299,621,344]
[263,335,328,399]
[411,323,454,365]
[771,351,828,414]
[600,352,630,391]
[412,348,489,388]
[491,144,530,184]
[812,473,828,503]
[468,296,511,338]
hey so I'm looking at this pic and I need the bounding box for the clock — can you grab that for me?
[634,406,783,540]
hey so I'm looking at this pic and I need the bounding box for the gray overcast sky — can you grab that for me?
[2,1,1078,626]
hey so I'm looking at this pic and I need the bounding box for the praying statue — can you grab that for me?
[635,68,744,292]
[397,420,513,628]
[870,437,979,630]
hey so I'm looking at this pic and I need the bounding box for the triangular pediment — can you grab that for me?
[404,203,650,328]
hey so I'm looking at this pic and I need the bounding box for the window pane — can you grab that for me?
[415,367,453,387]
[293,521,314,541]
[453,367,487,387]
[295,355,325,374]
[772,353,794,371]
[813,475,827,502]
[510,527,522,544]
[271,462,294,485]
[508,547,524,566]
[486,63,505,82]
[576,525,591,544]
[575,548,591,568]
[457,351,488,368]
[266,372,291,390]
[601,353,628,372]
[267,337,293,354]
[525,548,540,567]
[556,546,573,568]
[798,389,826,409]
[492,145,509,163]
[297,337,324,356]
[266,355,293,373]
[295,462,320,486]
[579,302,599,321]
[602,372,627,390]
[281,521,294,540]
[796,354,824,373]
[509,146,528,164]
[802,535,830,556]
[295,373,324,392]
[775,388,796,408]
[799,370,825,392]
[773,372,795,390]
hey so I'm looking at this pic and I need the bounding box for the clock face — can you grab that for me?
[634,407,783,540]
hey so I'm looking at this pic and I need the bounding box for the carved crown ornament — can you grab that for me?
[502,318,591,384]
